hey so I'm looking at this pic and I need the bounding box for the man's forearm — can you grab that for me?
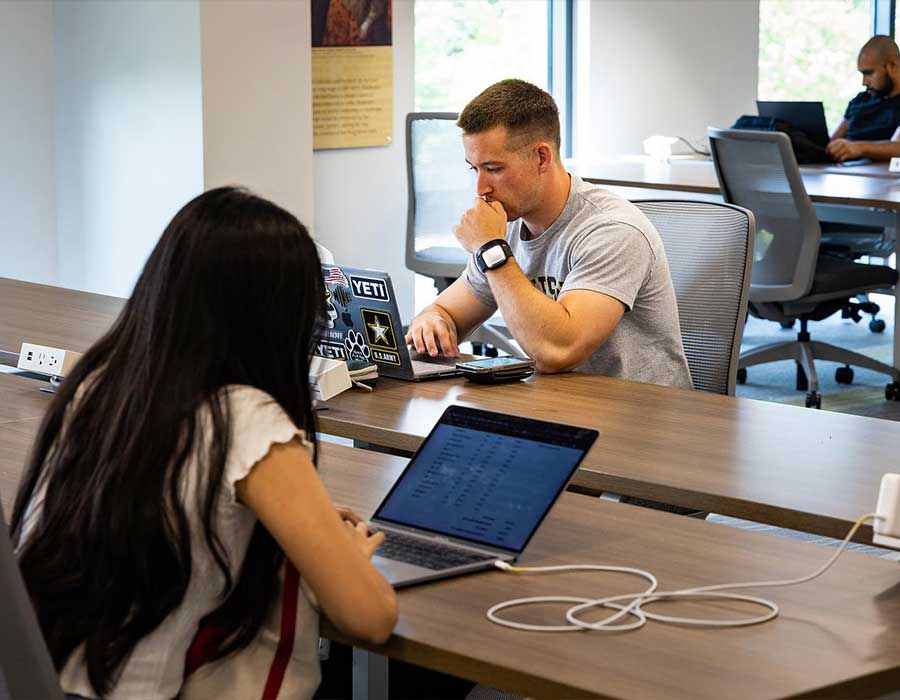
[854,140,900,160]
[484,260,581,371]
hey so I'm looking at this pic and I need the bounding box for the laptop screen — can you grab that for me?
[373,406,598,553]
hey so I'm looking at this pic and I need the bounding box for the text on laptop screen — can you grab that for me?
[374,409,591,552]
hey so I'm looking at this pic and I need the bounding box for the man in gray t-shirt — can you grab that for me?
[405,79,692,389]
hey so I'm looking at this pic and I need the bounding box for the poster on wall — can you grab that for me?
[311,0,393,150]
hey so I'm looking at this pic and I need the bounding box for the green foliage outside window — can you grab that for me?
[414,0,548,112]
[759,0,873,134]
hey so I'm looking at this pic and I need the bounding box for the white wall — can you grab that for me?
[0,0,57,285]
[54,0,204,297]
[313,0,416,319]
[581,0,759,157]
[200,0,315,229]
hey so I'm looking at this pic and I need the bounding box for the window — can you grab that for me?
[413,0,561,311]
[414,0,550,113]
[758,0,874,134]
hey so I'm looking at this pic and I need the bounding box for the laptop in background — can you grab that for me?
[319,265,481,380]
[757,100,831,147]
[369,405,599,587]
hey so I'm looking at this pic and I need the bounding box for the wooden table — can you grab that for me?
[2,278,898,542]
[323,445,900,699]
[0,277,125,364]
[0,372,51,425]
[0,373,51,514]
[318,373,900,542]
[569,158,900,207]
[2,425,900,699]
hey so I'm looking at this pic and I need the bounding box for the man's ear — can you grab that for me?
[535,142,554,172]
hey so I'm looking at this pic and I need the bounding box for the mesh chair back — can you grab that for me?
[634,200,755,395]
[405,112,474,280]
[707,128,820,303]
[0,501,64,700]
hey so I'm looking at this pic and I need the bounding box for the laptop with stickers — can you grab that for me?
[368,405,599,587]
[318,265,478,380]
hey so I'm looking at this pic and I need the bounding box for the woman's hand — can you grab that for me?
[345,520,385,559]
[335,504,365,525]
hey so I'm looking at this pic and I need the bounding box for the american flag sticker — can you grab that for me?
[323,266,349,286]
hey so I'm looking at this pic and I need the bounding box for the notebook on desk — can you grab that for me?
[318,265,481,381]
[368,405,599,587]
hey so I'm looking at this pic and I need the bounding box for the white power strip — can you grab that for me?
[874,474,900,548]
[17,342,81,378]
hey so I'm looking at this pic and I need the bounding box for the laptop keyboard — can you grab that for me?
[376,530,491,570]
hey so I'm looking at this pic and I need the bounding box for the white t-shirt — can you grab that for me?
[21,385,320,700]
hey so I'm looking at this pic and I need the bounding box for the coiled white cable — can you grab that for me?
[487,513,880,633]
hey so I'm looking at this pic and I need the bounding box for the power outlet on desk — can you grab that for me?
[17,342,81,378]
[874,474,900,549]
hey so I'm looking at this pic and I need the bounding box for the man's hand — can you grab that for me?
[404,306,460,357]
[452,198,508,253]
[827,138,863,162]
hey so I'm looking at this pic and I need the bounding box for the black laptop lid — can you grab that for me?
[757,101,830,147]
[317,265,414,378]
[373,405,599,555]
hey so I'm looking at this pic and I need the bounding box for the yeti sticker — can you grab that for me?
[350,275,390,302]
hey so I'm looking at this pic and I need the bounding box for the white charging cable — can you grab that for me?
[487,513,880,633]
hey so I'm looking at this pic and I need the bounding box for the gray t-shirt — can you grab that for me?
[465,175,693,389]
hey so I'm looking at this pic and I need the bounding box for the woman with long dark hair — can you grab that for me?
[10,187,397,699]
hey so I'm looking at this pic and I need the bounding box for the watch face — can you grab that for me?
[482,244,508,268]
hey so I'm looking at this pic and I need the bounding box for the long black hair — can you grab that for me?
[10,186,325,696]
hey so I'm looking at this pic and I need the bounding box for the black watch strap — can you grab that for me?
[475,239,513,273]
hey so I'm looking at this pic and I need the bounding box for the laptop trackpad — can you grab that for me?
[372,555,431,586]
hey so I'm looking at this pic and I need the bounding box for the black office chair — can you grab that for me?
[708,127,900,408]
[1,500,64,699]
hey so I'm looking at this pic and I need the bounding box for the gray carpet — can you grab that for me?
[735,294,900,421]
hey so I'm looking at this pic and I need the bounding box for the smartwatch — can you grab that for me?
[475,239,513,273]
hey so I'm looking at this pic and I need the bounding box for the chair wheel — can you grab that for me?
[835,365,854,384]
[870,318,886,333]
[805,392,822,409]
[887,383,900,401]
[736,368,747,384]
[780,320,795,329]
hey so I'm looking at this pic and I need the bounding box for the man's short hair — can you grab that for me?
[457,79,560,152]
[861,35,900,62]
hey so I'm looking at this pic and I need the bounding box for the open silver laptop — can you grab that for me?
[368,405,599,588]
[319,264,482,380]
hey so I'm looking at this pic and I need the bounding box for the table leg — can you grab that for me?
[352,647,388,700]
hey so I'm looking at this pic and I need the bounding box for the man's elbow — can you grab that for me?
[531,345,588,374]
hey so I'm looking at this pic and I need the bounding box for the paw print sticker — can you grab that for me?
[343,329,371,364]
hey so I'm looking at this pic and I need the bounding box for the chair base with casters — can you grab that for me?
[738,256,900,410]
[738,316,900,409]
